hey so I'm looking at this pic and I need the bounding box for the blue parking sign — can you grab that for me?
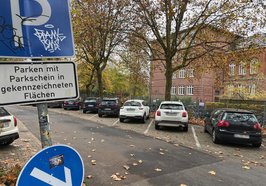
[16,144,84,186]
[0,0,74,58]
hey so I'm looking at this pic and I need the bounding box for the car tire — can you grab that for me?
[98,114,102,117]
[141,114,146,123]
[83,110,86,114]
[212,129,220,144]
[120,118,124,122]
[0,139,14,146]
[252,142,261,148]
[204,124,208,133]
[155,121,160,130]
[183,125,188,132]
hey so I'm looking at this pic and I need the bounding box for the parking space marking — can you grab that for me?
[89,114,98,119]
[191,126,201,148]
[112,119,119,126]
[144,119,154,134]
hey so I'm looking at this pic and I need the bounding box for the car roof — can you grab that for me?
[160,101,184,105]
[214,108,254,114]
[125,99,144,102]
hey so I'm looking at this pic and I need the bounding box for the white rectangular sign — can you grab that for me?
[0,61,79,106]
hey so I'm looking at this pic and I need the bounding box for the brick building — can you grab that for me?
[150,33,266,103]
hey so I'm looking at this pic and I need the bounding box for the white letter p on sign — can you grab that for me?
[10,0,51,47]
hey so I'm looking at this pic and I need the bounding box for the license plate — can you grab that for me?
[88,105,94,107]
[127,108,135,111]
[166,112,176,116]
[0,122,9,128]
[105,108,111,111]
[234,134,250,139]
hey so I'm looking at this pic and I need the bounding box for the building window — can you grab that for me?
[178,69,185,78]
[187,69,194,78]
[171,86,176,95]
[239,62,246,75]
[250,58,259,75]
[226,84,234,96]
[178,86,185,95]
[229,63,235,76]
[186,85,193,95]
[172,73,177,79]
[249,84,256,95]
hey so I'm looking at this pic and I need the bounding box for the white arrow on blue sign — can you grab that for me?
[0,0,74,58]
[16,144,84,186]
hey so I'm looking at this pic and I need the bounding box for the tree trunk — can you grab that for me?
[164,60,173,101]
[96,68,103,98]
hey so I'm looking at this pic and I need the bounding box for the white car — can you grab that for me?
[119,99,150,123]
[0,107,19,145]
[155,101,188,131]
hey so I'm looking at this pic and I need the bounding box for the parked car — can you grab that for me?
[204,108,262,147]
[98,98,121,117]
[83,97,101,113]
[0,107,19,145]
[154,101,188,131]
[47,101,64,108]
[119,99,150,123]
[63,98,83,110]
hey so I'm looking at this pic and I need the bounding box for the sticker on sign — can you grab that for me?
[0,61,79,106]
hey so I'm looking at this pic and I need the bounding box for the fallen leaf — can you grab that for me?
[242,166,250,170]
[87,155,92,158]
[138,160,143,164]
[180,184,187,186]
[101,139,105,143]
[208,171,216,175]
[111,174,121,181]
[92,149,96,152]
[123,165,130,170]
[133,163,138,166]
[130,154,135,157]
[91,160,96,165]
[130,145,135,147]
[86,175,93,179]
[159,152,165,155]
[155,168,162,172]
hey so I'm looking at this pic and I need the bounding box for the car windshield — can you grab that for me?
[85,100,96,103]
[124,101,141,107]
[223,112,258,124]
[160,104,183,110]
[102,100,117,105]
[0,107,9,117]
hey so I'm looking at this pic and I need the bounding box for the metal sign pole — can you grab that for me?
[37,103,52,148]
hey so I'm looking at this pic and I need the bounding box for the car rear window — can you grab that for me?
[85,100,96,103]
[102,100,117,105]
[160,104,183,110]
[124,101,141,107]
[0,107,10,117]
[223,112,258,124]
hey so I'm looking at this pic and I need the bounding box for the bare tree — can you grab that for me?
[130,0,266,100]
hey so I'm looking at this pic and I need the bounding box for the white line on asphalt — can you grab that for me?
[191,126,201,148]
[112,119,119,126]
[89,114,98,119]
[144,119,154,134]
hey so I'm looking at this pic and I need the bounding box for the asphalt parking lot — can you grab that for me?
[48,107,266,167]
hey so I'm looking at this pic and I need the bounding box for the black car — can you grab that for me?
[63,98,83,110]
[98,98,121,117]
[204,108,262,147]
[83,97,101,113]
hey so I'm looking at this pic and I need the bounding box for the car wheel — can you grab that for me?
[212,129,219,144]
[98,114,102,117]
[204,124,208,133]
[183,125,188,132]
[155,121,160,130]
[0,139,14,146]
[141,114,146,123]
[83,110,86,114]
[252,142,261,148]
[120,118,124,123]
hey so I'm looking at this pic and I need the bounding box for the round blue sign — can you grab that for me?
[16,144,84,186]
